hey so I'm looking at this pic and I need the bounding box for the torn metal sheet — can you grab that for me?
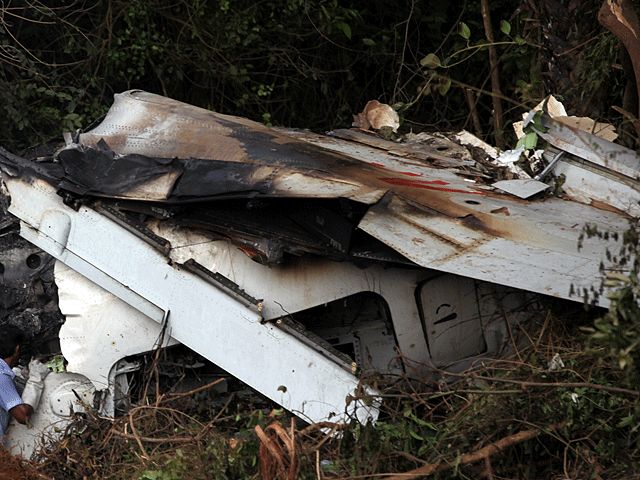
[454,130,499,160]
[538,114,640,180]
[358,193,626,307]
[514,95,618,142]
[5,176,379,425]
[534,114,640,216]
[0,90,633,309]
[552,154,640,216]
[55,261,178,392]
[493,147,532,179]
[330,128,477,169]
[492,178,550,198]
[491,151,564,199]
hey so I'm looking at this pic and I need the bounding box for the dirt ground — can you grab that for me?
[0,448,44,480]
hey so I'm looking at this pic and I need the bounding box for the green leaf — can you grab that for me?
[336,21,351,40]
[500,20,511,35]
[522,131,538,150]
[420,53,441,69]
[458,22,471,40]
[618,415,635,428]
[362,38,375,46]
[437,76,451,96]
[407,413,438,430]
[45,355,66,373]
[408,430,424,441]
[515,35,526,45]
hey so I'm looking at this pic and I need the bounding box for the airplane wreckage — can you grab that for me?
[0,90,637,456]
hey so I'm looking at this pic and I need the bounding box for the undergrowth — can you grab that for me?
[24,305,640,480]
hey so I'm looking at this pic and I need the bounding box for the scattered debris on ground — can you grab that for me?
[0,307,634,479]
[0,448,43,480]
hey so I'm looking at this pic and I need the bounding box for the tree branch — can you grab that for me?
[598,0,640,132]
[383,423,564,480]
[480,0,505,148]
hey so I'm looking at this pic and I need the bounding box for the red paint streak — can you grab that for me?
[380,177,485,195]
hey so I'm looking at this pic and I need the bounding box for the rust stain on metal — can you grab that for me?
[490,206,510,216]
[3,90,624,272]
[589,198,631,216]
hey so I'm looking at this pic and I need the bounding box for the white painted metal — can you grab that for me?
[553,156,640,217]
[57,91,633,311]
[419,276,487,365]
[147,221,432,367]
[492,178,551,199]
[418,276,534,366]
[540,115,640,180]
[359,194,627,308]
[69,91,386,204]
[5,177,379,425]
[52,229,427,402]
[55,261,178,391]
[288,129,631,308]
[286,129,480,194]
[6,373,95,459]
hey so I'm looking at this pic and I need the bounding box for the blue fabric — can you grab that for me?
[0,358,22,436]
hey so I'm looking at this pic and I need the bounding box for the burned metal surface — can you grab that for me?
[0,212,64,351]
[1,91,635,456]
[0,90,635,306]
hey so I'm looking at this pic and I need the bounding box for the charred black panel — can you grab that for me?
[171,159,275,199]
[0,213,64,356]
[57,141,181,196]
[214,117,355,172]
[171,199,356,263]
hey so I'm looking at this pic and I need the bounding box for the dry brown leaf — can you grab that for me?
[352,100,400,132]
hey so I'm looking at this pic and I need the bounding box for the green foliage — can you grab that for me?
[36,310,640,479]
[0,0,418,150]
[572,33,622,114]
[137,436,261,480]
[410,3,539,141]
[580,219,640,377]
[316,322,640,478]
[0,0,617,153]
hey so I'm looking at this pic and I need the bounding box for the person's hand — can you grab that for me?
[27,359,50,382]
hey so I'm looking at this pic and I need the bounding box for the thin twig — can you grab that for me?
[165,377,225,400]
[441,370,640,397]
[383,423,564,479]
[464,88,483,136]
[111,430,195,444]
[392,0,415,102]
[483,456,495,480]
[316,450,323,480]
